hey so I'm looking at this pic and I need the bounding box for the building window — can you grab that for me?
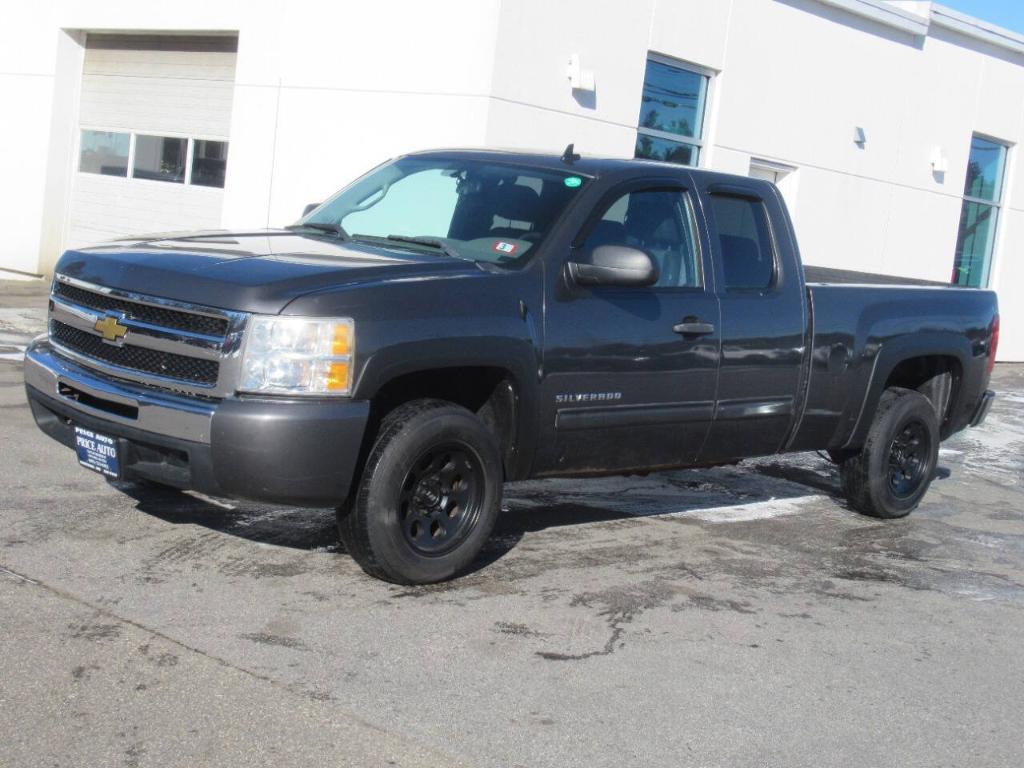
[635,56,710,167]
[133,135,188,183]
[952,135,1008,287]
[78,130,229,188]
[79,130,130,177]
[191,140,229,188]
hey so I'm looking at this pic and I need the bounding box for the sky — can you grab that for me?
[936,0,1024,35]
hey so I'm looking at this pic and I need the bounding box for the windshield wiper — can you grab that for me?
[384,235,462,259]
[285,221,349,240]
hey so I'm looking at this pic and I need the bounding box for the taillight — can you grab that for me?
[988,314,1000,374]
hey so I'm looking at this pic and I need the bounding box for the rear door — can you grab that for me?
[536,175,721,474]
[691,179,808,462]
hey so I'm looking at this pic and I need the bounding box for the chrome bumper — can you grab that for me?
[24,338,215,443]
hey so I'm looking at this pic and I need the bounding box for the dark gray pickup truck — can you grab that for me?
[25,149,998,583]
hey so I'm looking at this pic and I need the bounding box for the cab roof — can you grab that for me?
[402,147,716,179]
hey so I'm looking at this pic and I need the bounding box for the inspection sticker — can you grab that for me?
[492,241,518,255]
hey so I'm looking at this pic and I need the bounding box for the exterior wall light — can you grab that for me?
[853,126,867,146]
[567,54,596,92]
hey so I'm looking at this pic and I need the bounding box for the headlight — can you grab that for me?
[238,316,354,395]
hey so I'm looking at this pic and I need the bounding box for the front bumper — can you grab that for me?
[969,389,996,428]
[25,340,370,506]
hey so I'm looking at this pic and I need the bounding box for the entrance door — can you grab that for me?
[536,179,721,474]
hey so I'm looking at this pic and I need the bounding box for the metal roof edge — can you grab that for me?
[800,1,1024,58]
[808,0,930,36]
[930,4,1024,56]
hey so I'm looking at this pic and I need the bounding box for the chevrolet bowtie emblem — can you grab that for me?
[94,314,129,343]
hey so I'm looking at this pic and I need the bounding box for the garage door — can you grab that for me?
[66,34,237,248]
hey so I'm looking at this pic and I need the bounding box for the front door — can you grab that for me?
[536,179,721,474]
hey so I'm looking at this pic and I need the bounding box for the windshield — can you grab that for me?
[299,157,589,264]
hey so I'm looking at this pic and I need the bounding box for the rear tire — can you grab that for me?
[839,387,939,519]
[337,399,502,584]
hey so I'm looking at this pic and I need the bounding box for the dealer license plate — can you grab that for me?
[74,426,120,478]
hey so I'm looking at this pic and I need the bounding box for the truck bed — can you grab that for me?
[803,265,949,287]
[790,280,996,453]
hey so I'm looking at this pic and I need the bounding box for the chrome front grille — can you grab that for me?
[50,321,221,385]
[47,275,247,397]
[53,280,230,337]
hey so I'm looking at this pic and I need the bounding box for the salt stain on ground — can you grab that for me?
[0,307,46,362]
[669,494,828,523]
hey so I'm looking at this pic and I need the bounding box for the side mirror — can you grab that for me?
[567,245,659,287]
[302,202,320,217]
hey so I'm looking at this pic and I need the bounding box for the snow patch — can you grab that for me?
[652,494,827,523]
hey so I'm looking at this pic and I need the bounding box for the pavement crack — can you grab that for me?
[0,565,38,584]
[0,560,463,765]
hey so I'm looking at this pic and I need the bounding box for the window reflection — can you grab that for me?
[79,130,129,177]
[963,136,1006,202]
[634,57,709,167]
[133,135,187,183]
[952,134,1008,288]
[191,140,228,188]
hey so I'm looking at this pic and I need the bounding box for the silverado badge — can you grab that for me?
[94,313,129,344]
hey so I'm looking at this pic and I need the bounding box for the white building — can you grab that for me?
[3,0,1022,357]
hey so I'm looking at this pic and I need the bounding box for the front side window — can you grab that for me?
[79,130,129,177]
[303,158,589,264]
[133,135,187,183]
[634,56,710,167]
[952,135,1008,287]
[710,195,776,291]
[582,189,701,288]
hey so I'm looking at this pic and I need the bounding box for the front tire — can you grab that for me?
[337,399,503,584]
[839,387,939,519]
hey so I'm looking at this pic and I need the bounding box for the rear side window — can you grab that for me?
[710,194,776,290]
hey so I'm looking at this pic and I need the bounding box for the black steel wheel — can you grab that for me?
[886,420,931,499]
[840,387,940,519]
[399,445,485,555]
[337,399,503,584]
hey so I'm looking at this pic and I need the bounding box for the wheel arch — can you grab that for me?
[844,332,972,450]
[352,339,540,482]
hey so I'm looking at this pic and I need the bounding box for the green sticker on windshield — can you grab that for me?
[564,176,583,188]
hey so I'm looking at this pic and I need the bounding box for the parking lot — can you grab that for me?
[2,279,1022,768]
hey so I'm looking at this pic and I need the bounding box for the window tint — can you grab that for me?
[710,195,776,290]
[79,130,129,177]
[583,189,701,288]
[133,135,187,183]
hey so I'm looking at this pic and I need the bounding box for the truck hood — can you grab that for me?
[54,230,477,315]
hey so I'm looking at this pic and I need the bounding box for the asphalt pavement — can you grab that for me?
[2,279,1022,768]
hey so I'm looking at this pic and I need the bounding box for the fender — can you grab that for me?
[842,330,973,450]
[353,335,541,479]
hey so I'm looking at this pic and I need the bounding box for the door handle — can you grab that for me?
[673,317,715,336]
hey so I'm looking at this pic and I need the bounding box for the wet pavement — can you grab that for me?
[1,280,1022,767]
